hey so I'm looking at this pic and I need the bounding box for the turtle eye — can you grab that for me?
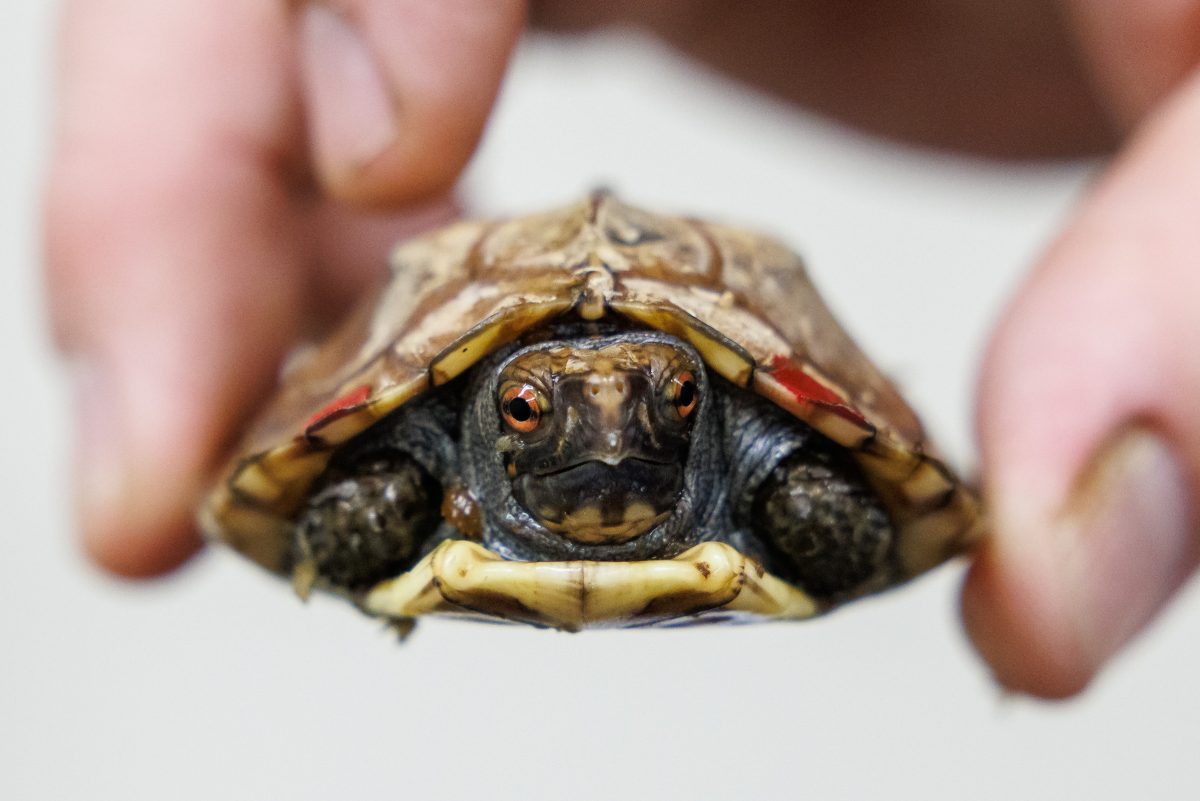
[500,384,543,433]
[668,371,699,419]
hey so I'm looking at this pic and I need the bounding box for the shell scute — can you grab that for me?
[303,384,372,435]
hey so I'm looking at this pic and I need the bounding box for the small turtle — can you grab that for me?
[201,193,982,632]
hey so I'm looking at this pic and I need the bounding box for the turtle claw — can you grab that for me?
[291,558,318,602]
[382,617,417,642]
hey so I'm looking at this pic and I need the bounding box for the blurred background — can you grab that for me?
[3,4,1198,800]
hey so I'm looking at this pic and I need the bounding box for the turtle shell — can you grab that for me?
[201,193,982,626]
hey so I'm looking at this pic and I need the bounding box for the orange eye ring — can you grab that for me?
[500,384,543,433]
[669,371,699,419]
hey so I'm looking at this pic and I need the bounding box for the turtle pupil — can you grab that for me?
[676,381,696,409]
[509,397,532,422]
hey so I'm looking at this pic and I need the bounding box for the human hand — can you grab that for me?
[45,0,523,574]
[46,1,1200,699]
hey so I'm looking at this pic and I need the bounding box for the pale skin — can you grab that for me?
[45,0,1200,698]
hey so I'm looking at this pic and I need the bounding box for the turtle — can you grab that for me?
[200,192,983,633]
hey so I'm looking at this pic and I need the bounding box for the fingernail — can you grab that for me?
[1057,427,1193,670]
[72,361,128,535]
[298,3,397,183]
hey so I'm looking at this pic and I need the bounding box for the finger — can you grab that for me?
[296,0,525,205]
[963,71,1200,697]
[46,0,303,576]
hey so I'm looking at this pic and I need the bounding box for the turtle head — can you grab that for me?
[492,335,702,544]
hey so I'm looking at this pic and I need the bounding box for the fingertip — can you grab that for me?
[295,0,524,207]
[296,3,404,203]
[960,538,1094,700]
[315,116,478,208]
[72,361,207,579]
[80,502,204,579]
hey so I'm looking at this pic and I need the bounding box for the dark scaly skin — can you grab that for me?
[723,389,896,599]
[294,456,439,590]
[751,450,894,598]
[290,395,458,591]
[291,330,894,600]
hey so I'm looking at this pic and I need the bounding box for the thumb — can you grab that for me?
[296,0,525,206]
[963,71,1200,697]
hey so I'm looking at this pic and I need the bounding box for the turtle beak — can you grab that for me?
[557,369,651,466]
[583,371,637,464]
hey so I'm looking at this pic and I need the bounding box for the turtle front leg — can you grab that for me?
[291,452,442,596]
[751,452,894,599]
[724,390,895,600]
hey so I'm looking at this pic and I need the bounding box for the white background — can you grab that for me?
[3,4,1198,800]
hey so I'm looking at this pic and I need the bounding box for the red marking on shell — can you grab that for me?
[304,384,372,435]
[768,355,868,426]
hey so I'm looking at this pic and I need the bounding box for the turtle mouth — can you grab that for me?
[533,454,674,478]
[512,459,683,544]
